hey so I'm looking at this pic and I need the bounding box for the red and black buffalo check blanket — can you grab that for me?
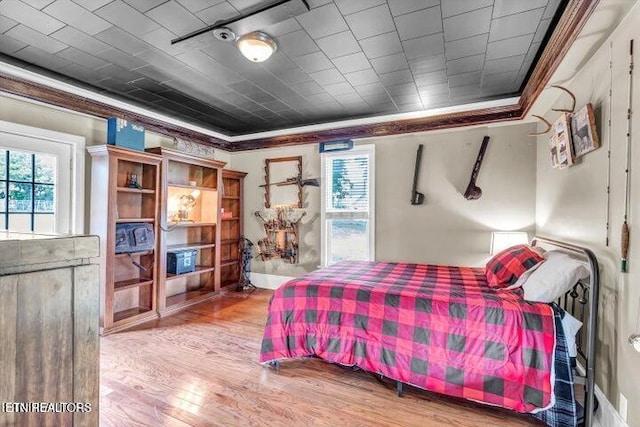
[260,261,556,413]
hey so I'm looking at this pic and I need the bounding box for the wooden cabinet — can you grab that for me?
[220,169,247,291]
[148,148,227,316]
[88,145,161,334]
[0,234,99,426]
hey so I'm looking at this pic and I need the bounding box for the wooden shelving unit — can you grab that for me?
[220,169,247,291]
[148,148,227,316]
[88,145,162,335]
[89,145,247,331]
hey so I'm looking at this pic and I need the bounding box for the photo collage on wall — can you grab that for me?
[549,104,600,169]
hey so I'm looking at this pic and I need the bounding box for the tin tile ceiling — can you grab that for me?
[0,0,565,135]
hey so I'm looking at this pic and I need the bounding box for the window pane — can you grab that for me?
[35,154,56,184]
[328,220,368,265]
[0,150,6,180]
[328,155,369,211]
[0,182,5,213]
[9,182,32,212]
[9,151,33,181]
[35,184,55,212]
[7,213,31,232]
[34,214,55,234]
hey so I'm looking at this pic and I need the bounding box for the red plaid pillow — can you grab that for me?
[485,244,544,288]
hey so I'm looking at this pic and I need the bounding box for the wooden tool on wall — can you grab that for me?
[464,136,491,200]
[411,144,425,205]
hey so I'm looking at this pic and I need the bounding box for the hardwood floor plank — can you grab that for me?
[101,290,539,426]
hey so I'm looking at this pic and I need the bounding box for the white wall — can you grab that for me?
[535,3,640,424]
[231,122,538,276]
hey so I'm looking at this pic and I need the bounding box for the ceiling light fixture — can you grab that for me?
[236,31,277,62]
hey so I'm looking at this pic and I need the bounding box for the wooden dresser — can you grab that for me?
[0,232,100,426]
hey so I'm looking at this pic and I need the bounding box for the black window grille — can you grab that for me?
[0,150,56,232]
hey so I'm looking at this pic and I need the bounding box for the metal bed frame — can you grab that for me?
[531,236,600,427]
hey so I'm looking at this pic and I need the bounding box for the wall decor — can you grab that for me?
[319,140,353,153]
[163,137,216,159]
[571,103,599,158]
[550,113,574,169]
[410,144,425,205]
[463,136,491,200]
[549,134,561,168]
[256,156,311,263]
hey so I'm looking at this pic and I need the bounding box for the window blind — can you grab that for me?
[325,154,369,212]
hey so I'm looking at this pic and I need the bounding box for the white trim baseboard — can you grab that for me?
[250,273,292,290]
[594,385,628,427]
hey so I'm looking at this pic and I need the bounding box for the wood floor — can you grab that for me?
[100,289,541,427]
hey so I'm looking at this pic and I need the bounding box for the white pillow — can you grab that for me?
[561,311,583,358]
[507,260,543,290]
[521,251,590,303]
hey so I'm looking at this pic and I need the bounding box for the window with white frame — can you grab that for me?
[321,144,375,267]
[0,121,85,234]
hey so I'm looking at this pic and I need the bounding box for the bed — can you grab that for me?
[259,237,599,427]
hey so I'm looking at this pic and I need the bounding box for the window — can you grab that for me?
[321,145,375,266]
[0,120,85,234]
[0,149,56,233]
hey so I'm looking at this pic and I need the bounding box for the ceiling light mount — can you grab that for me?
[170,0,309,46]
[237,31,277,62]
[213,27,236,42]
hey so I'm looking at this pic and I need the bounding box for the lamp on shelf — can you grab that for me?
[490,231,529,255]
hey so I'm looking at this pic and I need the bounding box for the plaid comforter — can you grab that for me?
[260,261,556,413]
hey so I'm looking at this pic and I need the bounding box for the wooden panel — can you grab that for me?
[0,276,17,427]
[72,265,100,427]
[15,269,74,426]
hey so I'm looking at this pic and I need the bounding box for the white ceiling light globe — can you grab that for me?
[237,32,277,63]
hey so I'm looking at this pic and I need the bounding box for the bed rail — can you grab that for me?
[531,236,599,427]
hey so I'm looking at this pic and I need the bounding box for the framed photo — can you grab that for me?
[571,103,599,158]
[549,134,560,168]
[550,113,574,169]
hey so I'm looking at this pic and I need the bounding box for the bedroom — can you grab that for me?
[0,0,638,426]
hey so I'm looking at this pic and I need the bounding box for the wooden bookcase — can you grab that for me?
[148,148,227,316]
[90,145,247,332]
[220,169,247,291]
[88,145,162,334]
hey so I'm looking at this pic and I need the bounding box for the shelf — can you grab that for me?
[115,250,153,258]
[116,218,155,223]
[167,242,215,251]
[117,187,155,194]
[114,306,153,322]
[220,260,239,267]
[220,280,240,289]
[172,221,217,228]
[167,183,216,192]
[221,238,240,244]
[166,289,214,308]
[114,277,153,292]
[166,265,215,281]
[222,196,240,200]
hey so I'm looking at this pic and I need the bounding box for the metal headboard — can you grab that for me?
[531,236,600,427]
